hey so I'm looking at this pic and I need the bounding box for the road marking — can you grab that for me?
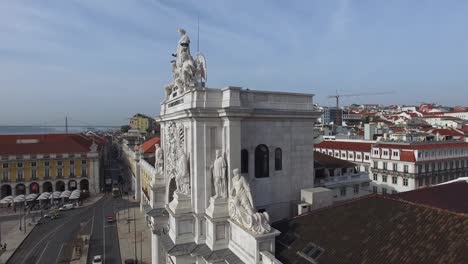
[91,207,96,234]
[55,243,65,264]
[103,201,107,263]
[21,221,67,264]
[37,240,51,263]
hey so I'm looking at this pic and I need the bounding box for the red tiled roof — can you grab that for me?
[392,181,468,214]
[374,141,468,150]
[315,140,372,152]
[314,151,355,168]
[140,137,160,154]
[0,134,102,155]
[274,195,468,264]
[429,128,464,137]
[400,150,416,162]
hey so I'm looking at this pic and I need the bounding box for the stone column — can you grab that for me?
[134,156,141,202]
[223,118,242,185]
[152,232,160,264]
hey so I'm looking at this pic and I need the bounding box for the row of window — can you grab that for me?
[339,184,361,197]
[0,154,84,161]
[417,148,468,159]
[417,160,468,172]
[318,149,371,161]
[372,186,398,195]
[372,174,409,186]
[241,145,282,178]
[373,149,400,157]
[2,166,87,181]
[416,173,462,187]
[2,160,87,169]
[374,162,409,173]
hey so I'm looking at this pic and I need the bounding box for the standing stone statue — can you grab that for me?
[172,28,191,68]
[211,150,227,199]
[155,143,164,175]
[164,28,208,99]
[176,149,190,195]
[229,168,271,234]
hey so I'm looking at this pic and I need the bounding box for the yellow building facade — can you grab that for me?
[130,113,154,134]
[0,134,104,198]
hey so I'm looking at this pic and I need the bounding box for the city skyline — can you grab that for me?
[1,0,468,125]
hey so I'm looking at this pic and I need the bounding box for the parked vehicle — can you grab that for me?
[92,255,103,264]
[59,204,74,211]
[106,215,115,223]
[112,186,121,197]
[44,210,60,219]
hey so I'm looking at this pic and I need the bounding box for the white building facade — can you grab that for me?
[126,28,322,264]
[371,141,468,194]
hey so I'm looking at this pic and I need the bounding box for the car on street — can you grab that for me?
[92,255,103,264]
[106,215,115,223]
[59,204,74,211]
[44,210,61,219]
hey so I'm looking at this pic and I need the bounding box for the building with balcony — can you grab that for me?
[313,151,371,202]
[370,141,468,194]
[315,139,468,195]
[315,139,374,173]
[0,133,105,198]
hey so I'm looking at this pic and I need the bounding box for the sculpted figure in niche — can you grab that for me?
[175,148,190,195]
[229,168,271,234]
[211,150,227,199]
[155,143,164,175]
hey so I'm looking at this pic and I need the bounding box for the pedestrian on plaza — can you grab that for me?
[3,243,6,250]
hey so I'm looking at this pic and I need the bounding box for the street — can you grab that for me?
[5,155,137,264]
[5,194,138,264]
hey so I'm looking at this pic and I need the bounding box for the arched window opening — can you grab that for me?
[275,148,282,171]
[241,149,249,173]
[255,145,269,178]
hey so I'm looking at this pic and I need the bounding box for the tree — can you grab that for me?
[121,125,131,133]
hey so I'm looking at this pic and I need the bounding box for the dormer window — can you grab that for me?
[299,242,324,263]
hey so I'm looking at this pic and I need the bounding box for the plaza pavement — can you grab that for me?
[117,195,152,264]
[0,217,36,264]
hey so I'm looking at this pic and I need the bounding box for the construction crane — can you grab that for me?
[327,91,394,125]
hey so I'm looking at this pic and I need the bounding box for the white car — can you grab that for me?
[58,204,74,211]
[92,255,102,264]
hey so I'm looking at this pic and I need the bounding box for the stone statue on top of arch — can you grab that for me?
[164,28,207,99]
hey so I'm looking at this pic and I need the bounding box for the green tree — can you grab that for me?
[121,125,131,133]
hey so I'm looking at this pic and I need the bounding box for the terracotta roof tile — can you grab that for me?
[0,133,102,155]
[274,195,468,264]
[315,140,372,152]
[392,181,468,214]
[314,151,355,168]
[140,137,160,154]
[400,150,416,162]
[374,141,468,150]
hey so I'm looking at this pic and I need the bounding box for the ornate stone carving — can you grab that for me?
[211,149,227,199]
[228,168,271,234]
[165,28,207,99]
[164,122,190,197]
[155,143,163,175]
[176,149,190,195]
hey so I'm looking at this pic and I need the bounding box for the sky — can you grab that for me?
[1,0,468,126]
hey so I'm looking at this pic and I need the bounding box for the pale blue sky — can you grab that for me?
[1,0,467,125]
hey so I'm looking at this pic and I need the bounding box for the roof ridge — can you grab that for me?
[382,195,468,218]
